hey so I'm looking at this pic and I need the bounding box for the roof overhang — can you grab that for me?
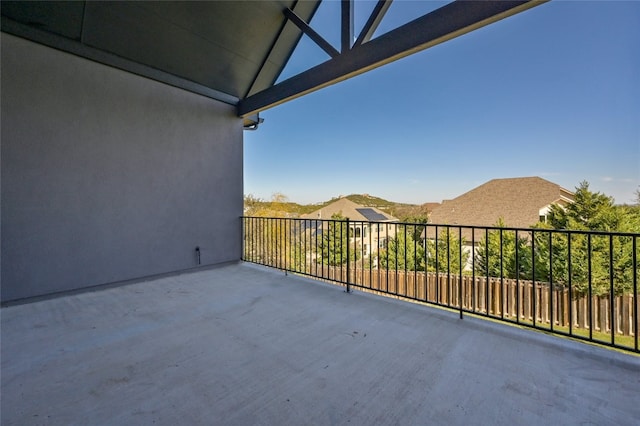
[1,1,548,119]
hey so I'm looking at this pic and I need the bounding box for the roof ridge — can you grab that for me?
[429,177,575,228]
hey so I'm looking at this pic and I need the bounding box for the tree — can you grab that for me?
[243,193,304,270]
[475,218,532,279]
[529,226,636,295]
[547,181,620,231]
[540,181,639,295]
[379,225,425,271]
[243,193,264,216]
[397,215,429,241]
[427,228,469,274]
[529,224,575,286]
[244,193,290,217]
[317,213,361,266]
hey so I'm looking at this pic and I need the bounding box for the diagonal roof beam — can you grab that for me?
[238,0,547,117]
[283,7,339,58]
[244,1,322,99]
[354,0,393,48]
[341,0,354,53]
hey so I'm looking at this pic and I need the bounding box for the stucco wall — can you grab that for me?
[1,33,243,302]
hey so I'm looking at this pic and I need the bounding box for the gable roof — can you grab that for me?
[428,177,574,229]
[301,198,397,223]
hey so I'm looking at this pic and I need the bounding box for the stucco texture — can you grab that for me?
[1,33,243,301]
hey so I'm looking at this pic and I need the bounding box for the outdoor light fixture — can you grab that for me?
[243,113,264,131]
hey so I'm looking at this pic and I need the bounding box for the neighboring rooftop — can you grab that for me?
[421,202,442,214]
[301,197,398,222]
[2,263,638,425]
[428,176,574,229]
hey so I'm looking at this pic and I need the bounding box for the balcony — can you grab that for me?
[243,216,640,353]
[3,260,638,424]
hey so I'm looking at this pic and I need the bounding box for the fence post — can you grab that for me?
[459,276,463,319]
[346,218,351,293]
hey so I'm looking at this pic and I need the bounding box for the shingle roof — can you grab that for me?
[428,177,574,229]
[421,202,441,213]
[301,198,398,222]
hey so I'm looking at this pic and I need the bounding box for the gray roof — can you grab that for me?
[426,177,574,235]
[301,198,397,223]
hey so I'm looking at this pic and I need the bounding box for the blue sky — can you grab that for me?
[244,0,640,205]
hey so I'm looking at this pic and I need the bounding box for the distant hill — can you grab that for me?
[300,194,403,214]
[390,202,440,221]
[244,193,439,220]
[339,193,399,208]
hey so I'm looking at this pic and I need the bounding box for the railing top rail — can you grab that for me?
[241,216,640,238]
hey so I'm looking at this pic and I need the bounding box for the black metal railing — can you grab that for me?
[242,216,639,353]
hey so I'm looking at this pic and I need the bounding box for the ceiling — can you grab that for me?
[1,1,320,106]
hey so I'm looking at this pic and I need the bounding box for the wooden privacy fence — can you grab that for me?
[317,266,638,337]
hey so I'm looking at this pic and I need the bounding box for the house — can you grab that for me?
[301,198,398,258]
[428,177,574,229]
[422,177,575,269]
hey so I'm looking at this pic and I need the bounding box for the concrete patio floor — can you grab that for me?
[2,262,639,425]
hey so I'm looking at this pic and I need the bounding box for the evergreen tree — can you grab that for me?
[536,181,639,295]
[317,213,361,266]
[475,218,532,279]
[379,225,425,271]
[427,227,469,274]
[547,181,620,231]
